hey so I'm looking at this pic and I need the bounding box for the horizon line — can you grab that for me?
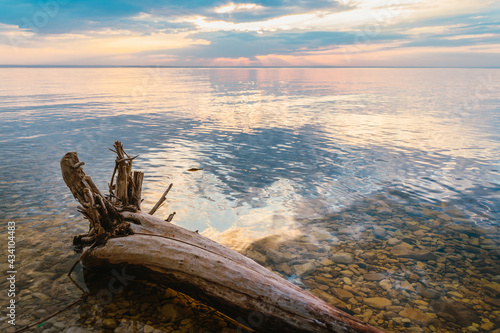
[1,65,499,69]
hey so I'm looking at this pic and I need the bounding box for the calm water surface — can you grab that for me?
[0,68,499,332]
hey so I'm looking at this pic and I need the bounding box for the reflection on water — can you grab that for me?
[0,68,499,332]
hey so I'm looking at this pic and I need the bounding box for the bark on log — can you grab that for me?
[61,141,385,333]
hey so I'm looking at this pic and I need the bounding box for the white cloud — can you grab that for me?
[178,13,320,33]
[446,33,500,40]
[215,3,264,14]
[128,0,498,37]
[406,24,467,36]
[1,0,499,65]
[0,23,19,31]
[131,12,153,21]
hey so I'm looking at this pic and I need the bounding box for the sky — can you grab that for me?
[0,0,499,66]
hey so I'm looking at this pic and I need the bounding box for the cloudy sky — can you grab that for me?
[0,0,499,66]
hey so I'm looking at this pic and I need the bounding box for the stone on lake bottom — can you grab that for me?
[246,250,267,265]
[311,229,333,241]
[373,227,386,239]
[160,304,178,321]
[399,280,414,292]
[364,297,392,309]
[250,235,283,254]
[143,325,155,333]
[399,307,433,326]
[431,300,479,327]
[419,288,440,299]
[331,253,354,264]
[320,258,334,266]
[294,261,316,276]
[391,244,414,257]
[331,287,354,301]
[390,244,437,261]
[483,282,500,296]
[266,248,291,264]
[388,238,402,246]
[483,295,500,308]
[364,273,386,281]
[341,270,354,277]
[406,221,420,231]
[101,319,118,330]
[408,250,438,261]
[480,321,495,331]
[275,262,293,275]
[379,279,392,291]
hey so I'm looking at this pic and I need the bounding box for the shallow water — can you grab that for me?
[0,68,499,332]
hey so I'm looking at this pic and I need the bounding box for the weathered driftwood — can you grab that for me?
[61,141,384,333]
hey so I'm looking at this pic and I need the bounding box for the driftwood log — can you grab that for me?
[61,141,384,333]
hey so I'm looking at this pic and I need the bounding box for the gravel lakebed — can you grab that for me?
[244,192,500,332]
[1,191,499,332]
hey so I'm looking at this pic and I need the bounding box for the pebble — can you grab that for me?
[341,270,354,277]
[101,318,118,329]
[250,194,500,333]
[388,238,402,246]
[160,304,178,321]
[143,325,155,333]
[364,273,385,281]
[312,229,333,241]
[275,262,293,275]
[379,279,392,291]
[399,281,414,291]
[7,193,498,333]
[53,323,66,330]
[391,244,414,257]
[266,248,292,264]
[399,307,432,326]
[320,258,334,266]
[364,297,392,309]
[331,253,354,264]
[481,321,495,331]
[484,296,500,308]
[294,261,316,276]
[484,282,500,295]
[331,288,354,301]
[373,227,386,239]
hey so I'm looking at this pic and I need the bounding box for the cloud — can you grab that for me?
[164,30,403,61]
[214,3,264,14]
[0,0,499,65]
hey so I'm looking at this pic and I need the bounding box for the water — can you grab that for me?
[0,68,499,332]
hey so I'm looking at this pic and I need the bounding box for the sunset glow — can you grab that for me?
[0,0,499,66]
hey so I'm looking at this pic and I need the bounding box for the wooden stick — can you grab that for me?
[116,162,129,205]
[149,183,173,215]
[165,212,176,222]
[130,171,144,210]
[108,162,118,196]
[116,155,138,163]
[67,258,81,276]
[67,274,86,294]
